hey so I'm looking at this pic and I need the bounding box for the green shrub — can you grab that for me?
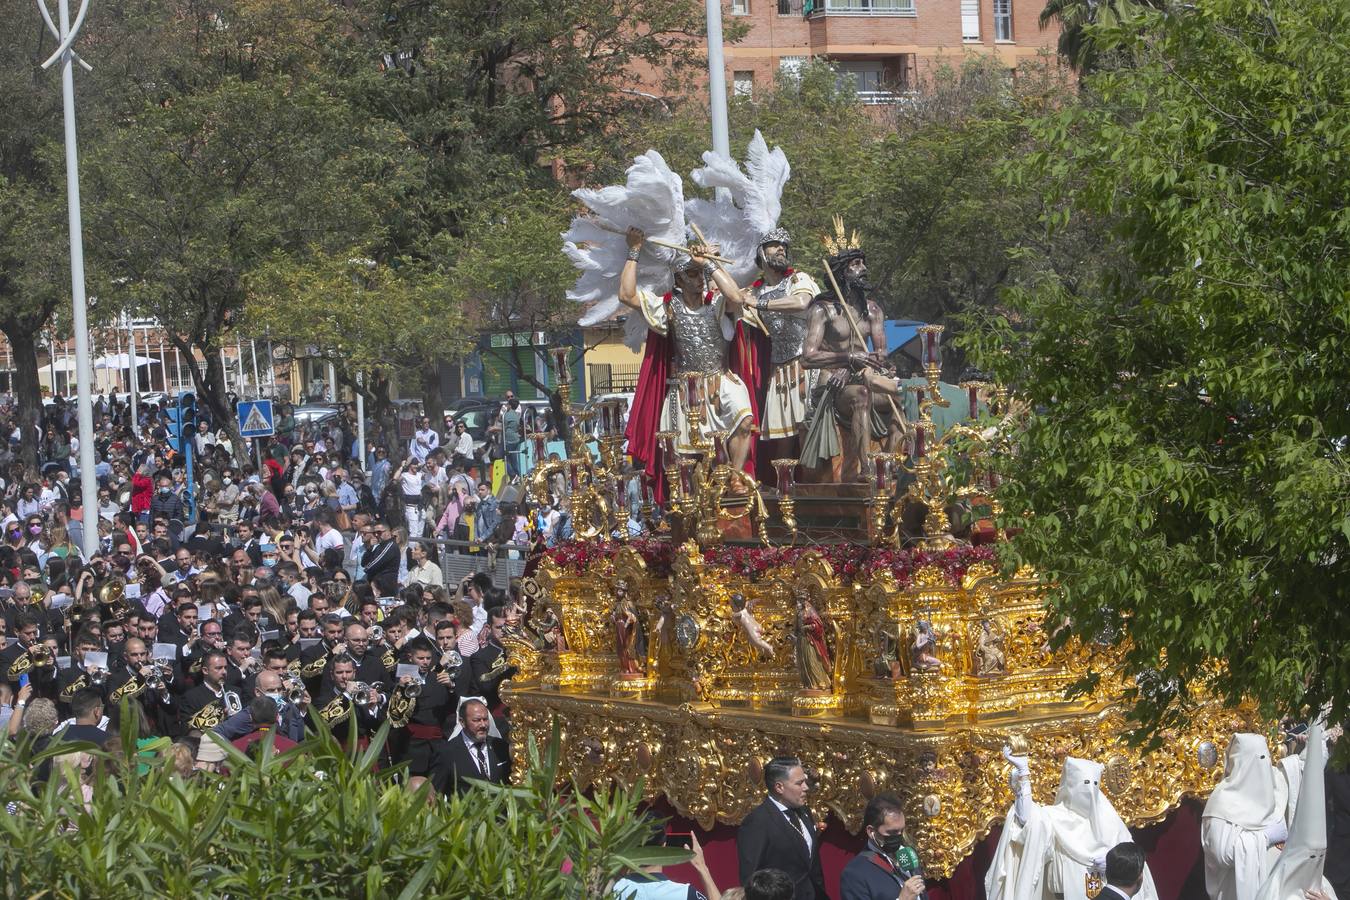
[0,712,683,898]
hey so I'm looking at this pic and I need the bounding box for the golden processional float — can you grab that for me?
[502,333,1255,878]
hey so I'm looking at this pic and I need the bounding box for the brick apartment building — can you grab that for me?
[718,0,1060,102]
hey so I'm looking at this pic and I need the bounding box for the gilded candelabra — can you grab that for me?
[525,348,634,539]
[658,373,771,546]
[771,458,798,535]
[885,326,1004,548]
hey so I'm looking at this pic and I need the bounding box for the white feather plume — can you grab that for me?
[563,151,687,339]
[687,130,792,286]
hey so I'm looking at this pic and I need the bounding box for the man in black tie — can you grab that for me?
[442,696,509,795]
[1098,842,1147,900]
[737,756,830,900]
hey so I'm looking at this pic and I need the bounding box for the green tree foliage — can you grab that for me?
[81,0,410,460]
[0,716,683,897]
[1038,0,1161,71]
[965,0,1350,740]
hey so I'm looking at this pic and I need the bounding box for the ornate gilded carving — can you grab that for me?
[511,550,1257,878]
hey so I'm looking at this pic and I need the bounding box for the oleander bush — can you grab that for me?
[0,712,679,898]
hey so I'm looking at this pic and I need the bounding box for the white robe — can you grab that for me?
[1201,818,1276,900]
[1202,733,1283,900]
[1255,723,1338,900]
[985,758,1159,900]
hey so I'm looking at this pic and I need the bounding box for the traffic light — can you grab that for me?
[165,391,197,455]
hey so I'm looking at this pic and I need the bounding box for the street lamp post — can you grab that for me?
[704,0,732,160]
[38,0,98,559]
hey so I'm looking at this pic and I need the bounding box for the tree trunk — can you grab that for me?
[3,324,42,478]
[173,335,250,469]
[419,362,444,429]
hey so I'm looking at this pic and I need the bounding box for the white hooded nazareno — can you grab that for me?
[1253,722,1338,900]
[985,754,1159,900]
[1201,733,1286,900]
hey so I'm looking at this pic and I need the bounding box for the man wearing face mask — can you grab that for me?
[149,476,185,523]
[839,793,926,900]
[211,667,307,743]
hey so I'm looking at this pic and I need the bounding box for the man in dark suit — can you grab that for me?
[442,696,509,795]
[1099,842,1147,900]
[737,756,830,900]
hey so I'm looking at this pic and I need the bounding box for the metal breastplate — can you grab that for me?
[754,279,807,365]
[669,294,729,374]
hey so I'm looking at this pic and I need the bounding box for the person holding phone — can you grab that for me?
[610,821,721,900]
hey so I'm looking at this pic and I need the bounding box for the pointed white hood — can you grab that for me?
[1254,722,1331,900]
[1204,733,1280,828]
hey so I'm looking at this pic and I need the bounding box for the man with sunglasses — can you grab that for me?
[361,520,399,583]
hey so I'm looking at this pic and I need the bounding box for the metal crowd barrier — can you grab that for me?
[410,537,528,592]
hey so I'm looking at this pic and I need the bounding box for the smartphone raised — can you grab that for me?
[663,832,693,850]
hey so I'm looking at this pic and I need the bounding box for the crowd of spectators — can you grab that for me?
[0,389,939,899]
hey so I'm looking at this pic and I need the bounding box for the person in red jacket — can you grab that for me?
[130,463,154,519]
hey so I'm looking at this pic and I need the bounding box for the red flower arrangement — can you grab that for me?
[543,540,999,589]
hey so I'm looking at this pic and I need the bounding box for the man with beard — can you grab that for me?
[744,228,820,466]
[179,651,243,736]
[334,621,391,694]
[801,221,907,483]
[299,613,348,694]
[619,226,757,477]
[443,696,510,795]
[310,656,384,747]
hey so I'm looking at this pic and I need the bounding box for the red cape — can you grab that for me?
[625,293,763,503]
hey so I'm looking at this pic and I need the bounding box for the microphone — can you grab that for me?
[894,845,928,900]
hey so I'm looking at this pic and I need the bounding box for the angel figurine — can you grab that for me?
[731,592,774,657]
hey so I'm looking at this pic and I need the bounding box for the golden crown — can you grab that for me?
[820,215,862,256]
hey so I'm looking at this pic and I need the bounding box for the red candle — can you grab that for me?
[914,425,926,459]
[679,462,695,496]
[968,386,979,420]
[713,433,729,466]
[924,332,935,366]
[875,457,889,491]
[641,473,654,504]
[615,483,628,513]
[685,374,700,410]
[568,462,580,491]
[599,404,612,436]
[776,464,792,494]
[553,347,570,384]
[533,434,546,458]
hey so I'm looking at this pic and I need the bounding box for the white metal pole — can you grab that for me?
[705,0,732,161]
[46,0,98,559]
[249,338,261,401]
[127,314,140,436]
[327,361,337,403]
[356,372,366,472]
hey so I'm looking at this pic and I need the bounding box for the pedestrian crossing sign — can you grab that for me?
[237,400,275,438]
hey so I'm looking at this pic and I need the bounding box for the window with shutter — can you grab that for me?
[962,0,980,40]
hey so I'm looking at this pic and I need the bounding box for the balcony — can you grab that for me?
[805,0,916,16]
[855,89,917,105]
